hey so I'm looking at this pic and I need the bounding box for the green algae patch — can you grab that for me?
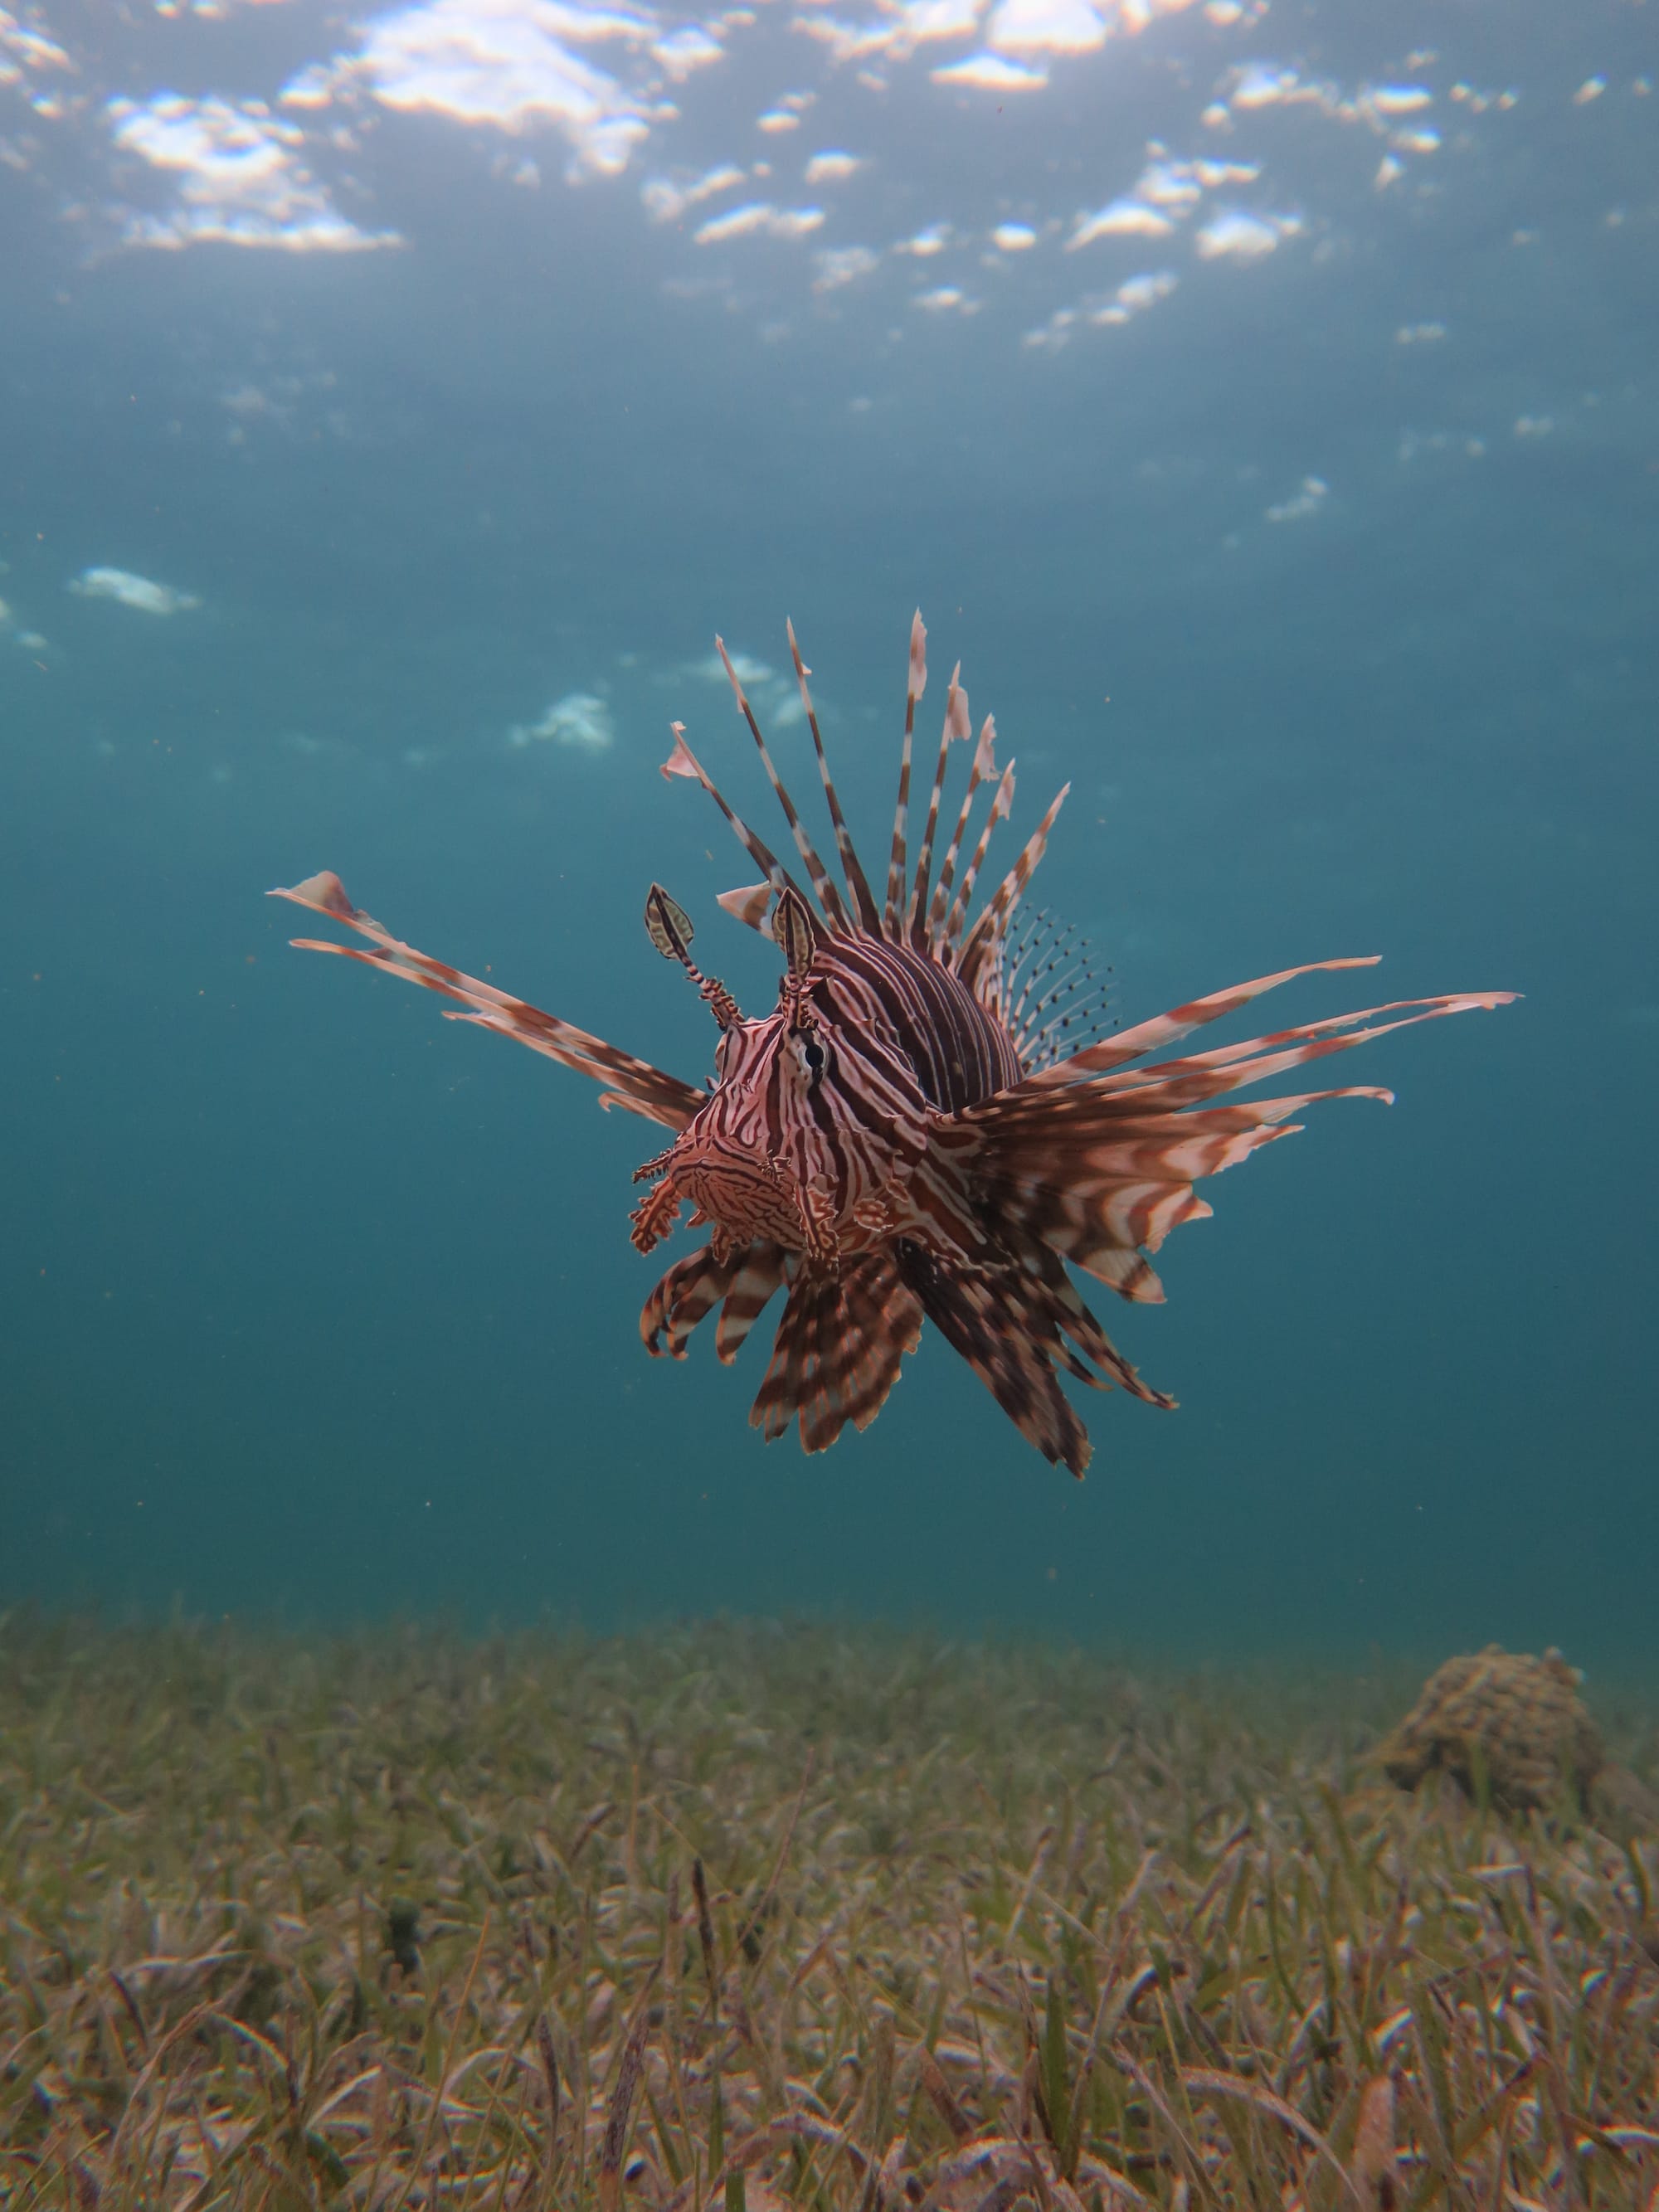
[1,1617,1655,2209]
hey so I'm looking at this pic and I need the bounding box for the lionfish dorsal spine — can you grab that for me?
[927,712,996,950]
[943,760,1016,953]
[714,635,851,932]
[957,780,1071,988]
[659,722,807,912]
[786,619,885,936]
[883,610,928,939]
[906,663,972,949]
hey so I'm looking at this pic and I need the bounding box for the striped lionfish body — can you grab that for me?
[272,615,1513,1475]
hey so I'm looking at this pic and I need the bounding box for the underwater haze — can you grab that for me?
[2,0,1654,1663]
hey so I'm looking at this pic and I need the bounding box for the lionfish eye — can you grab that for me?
[803,1040,825,1073]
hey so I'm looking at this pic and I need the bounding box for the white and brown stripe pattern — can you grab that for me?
[274,615,1515,1478]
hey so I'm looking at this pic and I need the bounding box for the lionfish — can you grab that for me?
[271,615,1512,1476]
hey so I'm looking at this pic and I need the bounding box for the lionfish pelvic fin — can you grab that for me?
[749,1250,925,1451]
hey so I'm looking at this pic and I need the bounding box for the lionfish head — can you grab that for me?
[631,885,903,1267]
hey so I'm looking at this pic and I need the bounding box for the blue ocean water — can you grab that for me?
[2,0,1652,1663]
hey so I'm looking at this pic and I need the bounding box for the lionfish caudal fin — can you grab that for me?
[662,611,1057,969]
[266,871,703,1132]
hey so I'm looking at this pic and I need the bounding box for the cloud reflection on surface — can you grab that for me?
[0,0,1646,388]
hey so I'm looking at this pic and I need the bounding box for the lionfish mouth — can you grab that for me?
[270,613,1515,1477]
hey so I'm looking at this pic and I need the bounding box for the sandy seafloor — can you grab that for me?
[2,1613,1657,2206]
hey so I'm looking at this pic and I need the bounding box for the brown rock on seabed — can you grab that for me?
[1378,1645,1599,1812]
[1377,1643,1625,1816]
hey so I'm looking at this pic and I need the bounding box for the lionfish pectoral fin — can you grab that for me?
[596,1087,674,1123]
[750,1252,924,1453]
[966,1087,1384,1301]
[269,873,704,1134]
[1029,960,1515,1087]
[962,983,1517,1298]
